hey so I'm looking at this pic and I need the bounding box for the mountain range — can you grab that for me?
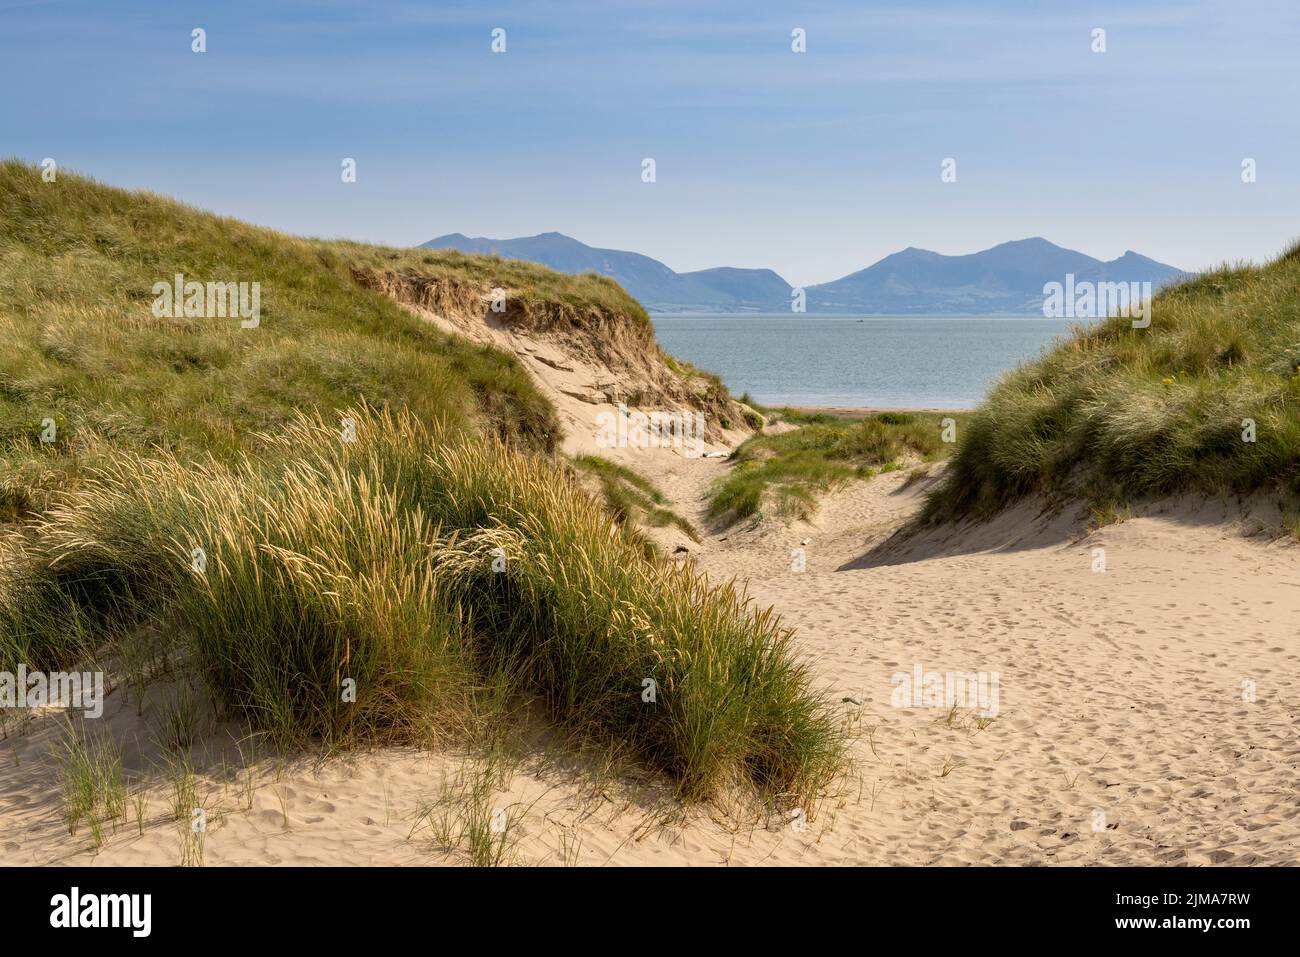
[421,232,1187,315]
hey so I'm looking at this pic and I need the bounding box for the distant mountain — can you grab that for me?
[804,238,1188,315]
[420,233,1187,315]
[422,232,787,312]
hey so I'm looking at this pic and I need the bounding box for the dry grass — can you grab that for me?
[2,408,845,806]
[925,242,1300,520]
[0,159,842,811]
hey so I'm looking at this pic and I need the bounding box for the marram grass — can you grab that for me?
[925,241,1300,521]
[0,408,844,806]
[710,410,963,524]
[0,157,565,518]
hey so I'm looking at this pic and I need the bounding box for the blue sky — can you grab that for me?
[3,0,1297,286]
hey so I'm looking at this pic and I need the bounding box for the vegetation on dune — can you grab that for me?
[0,158,562,518]
[0,408,844,803]
[924,242,1300,522]
[338,240,651,328]
[709,409,965,524]
[0,162,843,807]
[573,454,700,544]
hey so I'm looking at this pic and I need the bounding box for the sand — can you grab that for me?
[5,306,1298,867]
[5,448,1298,866]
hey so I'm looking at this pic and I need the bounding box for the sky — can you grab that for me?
[2,0,1298,287]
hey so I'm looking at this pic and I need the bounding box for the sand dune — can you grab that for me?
[5,298,1297,867]
[4,446,1298,866]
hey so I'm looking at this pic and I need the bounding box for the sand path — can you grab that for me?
[5,450,1297,866]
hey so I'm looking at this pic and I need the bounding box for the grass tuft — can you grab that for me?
[573,455,700,543]
[924,244,1300,520]
[2,408,845,806]
[709,411,965,524]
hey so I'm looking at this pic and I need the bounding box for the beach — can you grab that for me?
[6,439,1297,866]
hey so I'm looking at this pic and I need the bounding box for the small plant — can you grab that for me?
[1087,498,1132,530]
[940,703,962,729]
[179,823,205,867]
[554,825,584,866]
[0,706,32,741]
[155,682,201,754]
[411,763,517,867]
[1282,507,1300,542]
[132,788,149,837]
[167,754,198,824]
[275,786,291,832]
[59,722,126,850]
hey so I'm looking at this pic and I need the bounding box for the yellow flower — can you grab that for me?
[1161,377,1174,385]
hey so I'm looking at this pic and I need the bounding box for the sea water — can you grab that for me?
[651,315,1079,409]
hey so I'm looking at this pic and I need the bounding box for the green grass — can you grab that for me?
[60,722,127,848]
[738,397,838,427]
[709,411,966,524]
[0,159,563,517]
[1,405,845,805]
[923,242,1300,522]
[0,161,844,809]
[411,760,520,867]
[573,455,700,543]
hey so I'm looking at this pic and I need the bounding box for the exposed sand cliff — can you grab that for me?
[352,266,755,458]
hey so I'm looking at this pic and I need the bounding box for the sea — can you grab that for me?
[650,315,1080,409]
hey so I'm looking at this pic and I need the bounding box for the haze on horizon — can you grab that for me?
[3,0,1296,287]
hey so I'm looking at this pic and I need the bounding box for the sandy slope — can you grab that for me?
[4,297,1297,866]
[4,450,1298,867]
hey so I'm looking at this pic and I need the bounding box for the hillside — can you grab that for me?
[924,241,1300,521]
[0,162,841,809]
[0,164,602,515]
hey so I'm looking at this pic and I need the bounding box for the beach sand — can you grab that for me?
[4,445,1298,867]
[5,301,1298,868]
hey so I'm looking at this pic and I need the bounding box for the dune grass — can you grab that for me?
[0,159,562,518]
[59,722,127,848]
[709,411,965,524]
[0,160,844,808]
[1,408,844,805]
[573,454,700,543]
[335,240,651,327]
[924,242,1300,522]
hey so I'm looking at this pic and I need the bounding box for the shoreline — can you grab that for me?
[783,404,969,418]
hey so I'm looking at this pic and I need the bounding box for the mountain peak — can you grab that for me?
[991,236,1058,250]
[420,232,1187,315]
